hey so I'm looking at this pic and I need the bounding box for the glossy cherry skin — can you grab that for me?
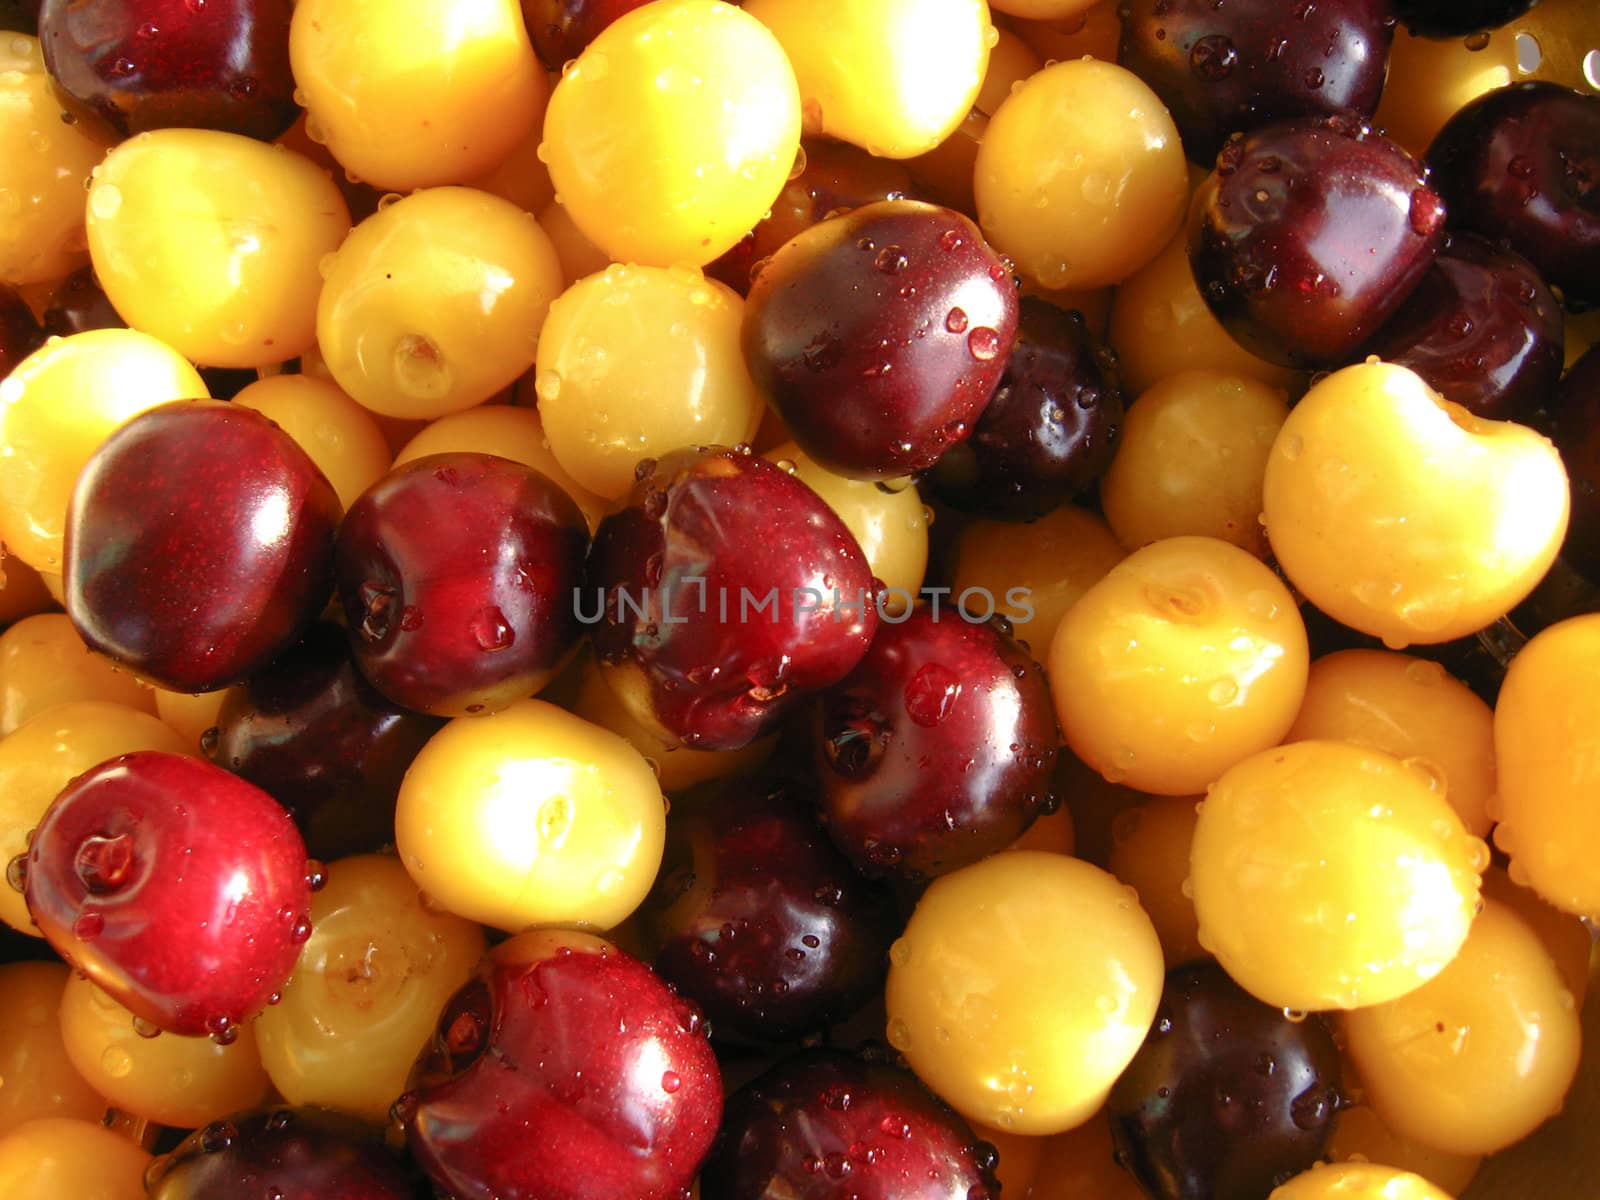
[205,622,445,860]
[1118,0,1396,164]
[520,0,650,69]
[587,446,877,751]
[742,199,1019,480]
[1427,82,1600,309]
[1107,962,1344,1200]
[809,606,1059,881]
[924,297,1122,521]
[1549,344,1600,583]
[20,750,313,1040]
[1191,117,1447,368]
[708,141,918,297]
[644,772,898,1044]
[0,283,43,379]
[1394,0,1541,37]
[700,1048,1001,1200]
[38,0,298,140]
[1367,234,1564,421]
[335,453,589,718]
[64,401,341,693]
[146,1107,425,1200]
[400,930,722,1200]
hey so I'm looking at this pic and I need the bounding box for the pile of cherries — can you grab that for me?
[0,0,1598,1197]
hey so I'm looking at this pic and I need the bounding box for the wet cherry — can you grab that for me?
[64,401,341,693]
[38,0,298,140]
[742,199,1018,480]
[644,771,898,1044]
[0,283,42,378]
[1394,0,1543,37]
[21,750,313,1038]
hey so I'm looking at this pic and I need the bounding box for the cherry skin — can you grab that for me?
[0,283,43,379]
[41,266,122,339]
[699,1048,1001,1200]
[643,772,898,1044]
[520,0,651,70]
[1118,0,1396,164]
[38,0,298,140]
[400,930,722,1200]
[587,446,877,751]
[707,140,918,298]
[64,401,341,694]
[809,606,1059,881]
[145,1107,425,1200]
[1427,82,1600,309]
[19,750,313,1040]
[1190,116,1447,368]
[335,452,589,718]
[1107,962,1345,1200]
[0,1,40,33]
[742,199,1019,480]
[924,296,1122,521]
[205,622,445,861]
[1394,0,1542,37]
[1367,233,1564,422]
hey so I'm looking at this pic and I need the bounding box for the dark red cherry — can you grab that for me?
[1548,343,1600,583]
[1427,82,1600,309]
[924,296,1122,521]
[403,930,722,1200]
[707,141,918,297]
[586,446,877,751]
[146,1107,424,1200]
[38,0,298,141]
[1394,0,1542,37]
[0,282,44,378]
[40,265,122,339]
[700,1048,1001,1200]
[520,0,650,69]
[809,606,1059,881]
[1107,962,1344,1200]
[334,452,589,718]
[742,199,1019,480]
[0,1,40,33]
[1118,0,1396,164]
[644,773,897,1044]
[64,401,341,693]
[20,750,313,1039]
[1366,233,1564,421]
[205,622,445,860]
[1190,117,1447,368]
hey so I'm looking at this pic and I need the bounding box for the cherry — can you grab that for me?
[1366,233,1564,422]
[0,282,43,378]
[1118,0,1396,164]
[520,0,650,70]
[1190,116,1447,367]
[0,0,40,33]
[707,140,918,298]
[1427,81,1600,309]
[145,1107,424,1199]
[64,401,341,693]
[700,1048,1001,1200]
[1107,962,1344,1200]
[644,772,898,1044]
[19,750,312,1039]
[205,622,445,861]
[334,452,589,717]
[1548,343,1600,583]
[1393,0,1543,37]
[40,265,122,339]
[742,199,1019,480]
[587,446,877,751]
[401,930,722,1200]
[924,296,1122,521]
[809,606,1059,881]
[38,0,298,141]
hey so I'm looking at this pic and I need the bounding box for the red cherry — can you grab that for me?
[20,750,313,1039]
